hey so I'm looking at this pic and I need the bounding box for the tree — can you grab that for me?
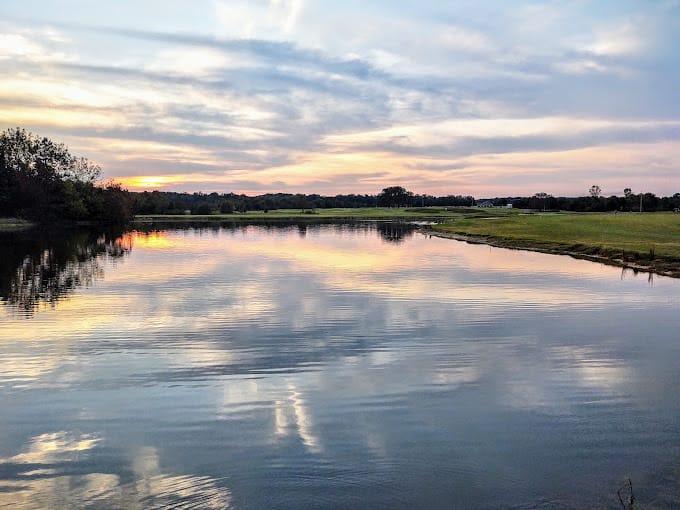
[589,185,602,198]
[622,188,634,211]
[95,182,134,223]
[377,186,414,207]
[534,192,550,211]
[0,127,131,223]
[220,201,235,214]
[192,203,213,215]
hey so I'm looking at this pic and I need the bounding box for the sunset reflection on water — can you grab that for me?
[1,222,679,508]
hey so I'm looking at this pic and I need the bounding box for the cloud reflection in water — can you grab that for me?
[0,222,679,508]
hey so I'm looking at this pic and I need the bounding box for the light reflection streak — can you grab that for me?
[274,383,323,454]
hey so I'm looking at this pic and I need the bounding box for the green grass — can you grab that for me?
[434,212,680,260]
[136,206,518,221]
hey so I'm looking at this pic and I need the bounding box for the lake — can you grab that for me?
[1,222,679,509]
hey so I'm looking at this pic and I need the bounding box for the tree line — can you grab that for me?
[2,129,678,223]
[0,128,133,223]
[485,189,680,212]
[134,185,679,215]
[133,186,475,214]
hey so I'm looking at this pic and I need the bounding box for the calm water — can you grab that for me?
[1,222,679,509]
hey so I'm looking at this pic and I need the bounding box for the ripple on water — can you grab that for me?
[1,223,679,508]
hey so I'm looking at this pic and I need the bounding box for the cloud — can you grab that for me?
[0,1,678,195]
[438,24,495,54]
[586,22,646,57]
[215,0,305,37]
[68,24,384,81]
[0,33,42,59]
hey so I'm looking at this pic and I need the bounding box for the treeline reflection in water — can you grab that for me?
[0,227,131,314]
[0,221,417,314]
[134,219,418,243]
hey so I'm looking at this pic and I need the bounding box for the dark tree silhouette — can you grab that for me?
[0,128,133,223]
[377,186,414,207]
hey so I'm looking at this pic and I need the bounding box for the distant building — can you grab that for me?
[477,200,495,208]
[506,203,513,209]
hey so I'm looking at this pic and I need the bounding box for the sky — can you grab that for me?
[1,0,679,196]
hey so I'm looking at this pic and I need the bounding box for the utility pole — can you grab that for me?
[640,194,643,213]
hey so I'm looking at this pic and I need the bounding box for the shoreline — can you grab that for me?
[0,218,35,231]
[132,209,495,223]
[133,215,445,224]
[5,213,678,278]
[423,228,680,279]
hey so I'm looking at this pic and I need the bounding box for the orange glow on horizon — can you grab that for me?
[118,175,187,190]
[113,138,680,196]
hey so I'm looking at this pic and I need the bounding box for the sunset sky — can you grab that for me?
[1,0,678,196]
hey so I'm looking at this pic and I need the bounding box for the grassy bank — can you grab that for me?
[0,218,34,231]
[136,207,517,222]
[431,212,680,276]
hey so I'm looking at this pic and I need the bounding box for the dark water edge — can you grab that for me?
[1,221,679,508]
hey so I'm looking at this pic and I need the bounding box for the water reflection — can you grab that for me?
[376,222,416,243]
[0,432,231,509]
[135,219,418,243]
[0,222,417,316]
[0,222,679,508]
[0,227,131,314]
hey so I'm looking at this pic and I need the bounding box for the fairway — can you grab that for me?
[434,212,680,261]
